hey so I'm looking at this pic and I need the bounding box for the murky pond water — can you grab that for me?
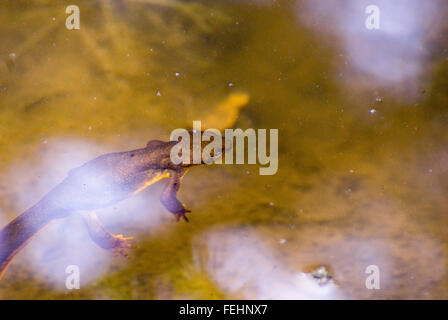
[1,0,448,299]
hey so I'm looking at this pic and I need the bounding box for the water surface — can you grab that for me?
[1,0,448,299]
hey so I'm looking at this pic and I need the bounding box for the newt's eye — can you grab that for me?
[130,153,135,157]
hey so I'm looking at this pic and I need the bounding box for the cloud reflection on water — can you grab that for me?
[194,227,344,299]
[298,0,444,87]
[1,138,167,285]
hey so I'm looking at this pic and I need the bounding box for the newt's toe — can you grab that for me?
[111,234,138,258]
[174,209,191,222]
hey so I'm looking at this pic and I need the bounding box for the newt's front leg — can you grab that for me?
[79,211,137,257]
[160,169,191,222]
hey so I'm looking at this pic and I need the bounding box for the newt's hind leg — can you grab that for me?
[79,211,137,258]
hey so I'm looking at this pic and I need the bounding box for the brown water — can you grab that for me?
[0,0,448,299]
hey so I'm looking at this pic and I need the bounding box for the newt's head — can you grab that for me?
[168,130,231,167]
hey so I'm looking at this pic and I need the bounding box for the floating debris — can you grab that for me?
[307,265,334,286]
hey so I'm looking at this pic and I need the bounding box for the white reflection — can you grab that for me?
[194,227,344,299]
[299,0,444,84]
[1,138,165,285]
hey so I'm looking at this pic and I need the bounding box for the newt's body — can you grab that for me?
[0,133,226,279]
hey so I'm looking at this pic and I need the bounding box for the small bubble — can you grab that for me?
[375,97,383,102]
[156,91,161,96]
[228,82,234,87]
[175,72,180,77]
[349,169,354,174]
[269,202,275,207]
[279,238,287,245]
[370,108,376,114]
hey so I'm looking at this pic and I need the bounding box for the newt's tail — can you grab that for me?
[0,202,58,280]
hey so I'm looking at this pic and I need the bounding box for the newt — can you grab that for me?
[0,132,227,279]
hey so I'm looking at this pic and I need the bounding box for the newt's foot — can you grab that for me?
[111,234,138,258]
[174,208,191,222]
